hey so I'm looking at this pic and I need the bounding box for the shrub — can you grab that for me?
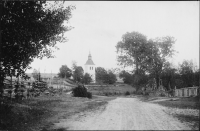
[144,92,149,96]
[72,85,92,99]
[87,92,92,99]
[125,91,130,95]
[159,92,166,97]
[132,91,136,94]
[104,92,108,96]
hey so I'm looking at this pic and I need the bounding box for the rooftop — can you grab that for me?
[85,59,95,65]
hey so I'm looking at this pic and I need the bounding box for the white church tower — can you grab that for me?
[84,52,96,83]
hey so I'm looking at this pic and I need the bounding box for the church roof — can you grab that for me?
[85,59,95,65]
[85,52,95,65]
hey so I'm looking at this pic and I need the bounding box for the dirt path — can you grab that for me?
[53,97,190,130]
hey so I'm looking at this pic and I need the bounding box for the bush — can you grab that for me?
[125,91,130,95]
[72,85,92,99]
[87,92,92,99]
[104,92,108,96]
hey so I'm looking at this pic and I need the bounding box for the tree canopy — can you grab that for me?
[82,73,92,84]
[58,65,72,78]
[178,60,197,87]
[73,66,84,83]
[116,31,148,72]
[95,67,117,84]
[146,37,176,88]
[95,67,107,83]
[116,31,176,89]
[119,70,133,84]
[0,1,75,91]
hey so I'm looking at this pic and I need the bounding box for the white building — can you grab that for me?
[84,52,96,83]
[175,86,199,97]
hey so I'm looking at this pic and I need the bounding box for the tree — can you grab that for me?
[82,73,92,84]
[0,1,75,93]
[116,31,148,73]
[116,31,150,87]
[58,65,72,78]
[95,67,117,84]
[95,67,107,84]
[73,66,84,82]
[194,69,200,86]
[107,70,117,84]
[178,60,195,87]
[160,62,177,90]
[146,37,176,89]
[32,69,39,80]
[119,70,133,84]
[175,79,184,89]
[116,31,176,89]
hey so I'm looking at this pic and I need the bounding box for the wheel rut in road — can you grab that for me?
[53,97,190,130]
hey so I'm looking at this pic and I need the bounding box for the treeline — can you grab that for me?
[120,60,199,90]
[57,63,117,85]
[95,67,117,84]
[116,31,199,91]
[56,61,92,84]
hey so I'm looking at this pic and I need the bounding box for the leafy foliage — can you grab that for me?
[116,31,148,72]
[107,70,117,84]
[58,65,72,78]
[177,60,199,88]
[116,31,176,89]
[119,70,133,84]
[72,85,92,99]
[73,66,84,82]
[95,67,107,83]
[146,37,176,88]
[82,73,92,84]
[160,62,176,90]
[125,91,130,95]
[0,1,75,92]
[95,67,117,84]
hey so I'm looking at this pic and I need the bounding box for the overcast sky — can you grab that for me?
[26,1,199,73]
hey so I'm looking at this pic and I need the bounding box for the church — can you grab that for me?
[84,52,96,83]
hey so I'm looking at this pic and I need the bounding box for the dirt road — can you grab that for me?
[53,97,190,130]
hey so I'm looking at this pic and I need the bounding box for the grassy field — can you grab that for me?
[0,93,116,131]
[137,95,199,130]
[87,84,136,96]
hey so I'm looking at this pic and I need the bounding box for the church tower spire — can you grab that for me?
[88,51,92,60]
[84,51,96,83]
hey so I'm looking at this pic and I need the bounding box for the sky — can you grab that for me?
[26,1,199,74]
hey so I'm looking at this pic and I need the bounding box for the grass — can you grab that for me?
[137,95,199,130]
[0,93,116,131]
[87,84,136,96]
[154,97,199,109]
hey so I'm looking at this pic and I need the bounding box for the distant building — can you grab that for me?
[175,86,199,97]
[84,52,96,83]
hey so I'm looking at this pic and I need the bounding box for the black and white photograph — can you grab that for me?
[0,1,199,131]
